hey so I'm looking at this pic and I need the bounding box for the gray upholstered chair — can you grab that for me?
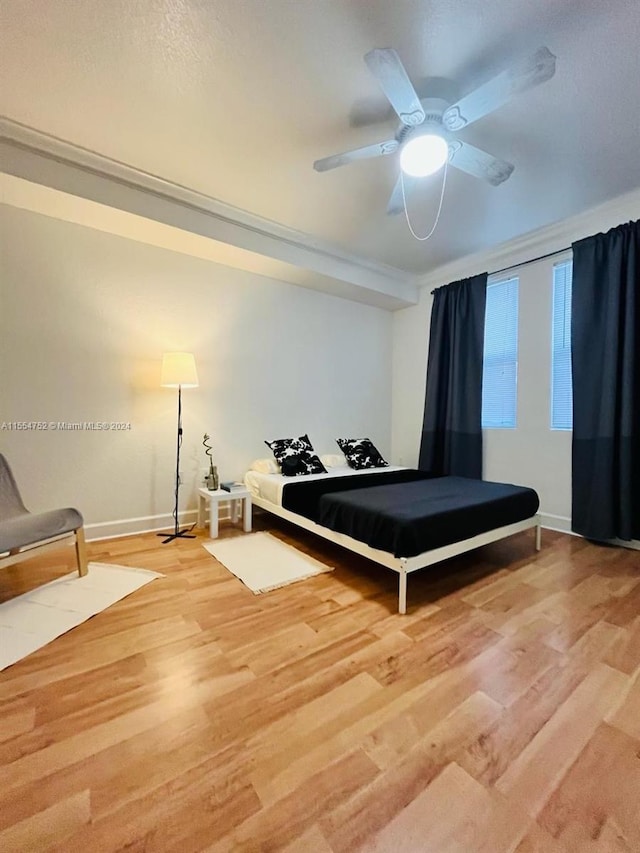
[0,454,87,577]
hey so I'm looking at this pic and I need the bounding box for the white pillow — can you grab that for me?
[249,458,280,474]
[320,453,348,468]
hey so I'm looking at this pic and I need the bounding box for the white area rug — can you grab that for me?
[204,532,333,594]
[0,563,162,671]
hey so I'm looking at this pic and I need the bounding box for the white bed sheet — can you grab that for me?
[244,465,406,506]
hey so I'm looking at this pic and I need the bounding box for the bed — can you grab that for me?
[244,466,541,613]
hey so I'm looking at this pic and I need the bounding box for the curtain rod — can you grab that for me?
[492,245,571,276]
[431,245,571,294]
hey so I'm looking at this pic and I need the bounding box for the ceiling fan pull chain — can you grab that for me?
[401,161,449,241]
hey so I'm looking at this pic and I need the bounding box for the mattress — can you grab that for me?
[244,465,406,505]
[282,472,540,558]
[281,468,433,522]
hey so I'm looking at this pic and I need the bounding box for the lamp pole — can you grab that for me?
[158,353,198,544]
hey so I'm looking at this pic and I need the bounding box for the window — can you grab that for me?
[551,259,573,429]
[482,277,519,428]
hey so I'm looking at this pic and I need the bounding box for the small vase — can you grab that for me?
[207,466,219,491]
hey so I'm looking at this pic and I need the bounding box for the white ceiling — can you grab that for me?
[2,0,640,279]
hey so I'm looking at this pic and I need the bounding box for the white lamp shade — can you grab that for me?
[160,352,199,388]
[400,133,449,178]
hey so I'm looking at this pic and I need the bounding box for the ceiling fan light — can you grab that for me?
[400,133,449,177]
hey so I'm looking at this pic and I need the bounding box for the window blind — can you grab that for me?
[551,260,573,430]
[482,277,519,429]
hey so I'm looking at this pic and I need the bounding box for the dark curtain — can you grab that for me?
[418,273,487,478]
[571,220,640,541]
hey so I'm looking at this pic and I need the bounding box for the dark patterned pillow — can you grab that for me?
[336,438,389,470]
[264,434,327,477]
[265,433,313,461]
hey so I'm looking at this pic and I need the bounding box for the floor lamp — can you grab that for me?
[158,352,199,544]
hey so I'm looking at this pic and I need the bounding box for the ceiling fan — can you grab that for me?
[314,46,556,215]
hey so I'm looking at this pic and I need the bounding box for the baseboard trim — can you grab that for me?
[610,538,640,551]
[85,507,231,542]
[538,513,576,535]
[85,508,636,548]
[537,515,640,548]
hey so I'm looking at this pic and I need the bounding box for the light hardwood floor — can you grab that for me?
[0,512,639,852]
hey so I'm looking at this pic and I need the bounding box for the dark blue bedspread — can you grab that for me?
[282,472,539,558]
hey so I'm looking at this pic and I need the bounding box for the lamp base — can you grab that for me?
[157,528,197,544]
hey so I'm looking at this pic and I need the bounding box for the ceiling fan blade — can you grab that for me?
[313,139,398,172]
[442,46,556,131]
[447,139,514,186]
[386,173,418,216]
[364,48,426,127]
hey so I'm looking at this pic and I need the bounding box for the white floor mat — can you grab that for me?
[0,563,162,671]
[204,532,333,593]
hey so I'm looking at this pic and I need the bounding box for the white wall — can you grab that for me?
[0,205,393,537]
[391,189,640,532]
[391,285,433,468]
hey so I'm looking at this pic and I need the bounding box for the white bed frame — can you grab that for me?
[251,494,541,614]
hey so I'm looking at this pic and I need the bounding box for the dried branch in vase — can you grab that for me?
[202,433,219,490]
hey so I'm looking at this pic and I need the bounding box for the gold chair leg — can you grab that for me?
[75,527,88,577]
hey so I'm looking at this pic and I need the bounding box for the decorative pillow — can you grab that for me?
[336,438,389,470]
[249,458,280,474]
[264,434,327,477]
[265,433,313,461]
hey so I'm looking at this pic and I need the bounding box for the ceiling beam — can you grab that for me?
[0,118,418,311]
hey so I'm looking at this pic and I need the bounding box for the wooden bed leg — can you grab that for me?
[535,524,542,552]
[399,569,407,615]
[75,527,88,577]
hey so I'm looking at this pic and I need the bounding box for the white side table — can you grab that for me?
[197,487,252,539]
